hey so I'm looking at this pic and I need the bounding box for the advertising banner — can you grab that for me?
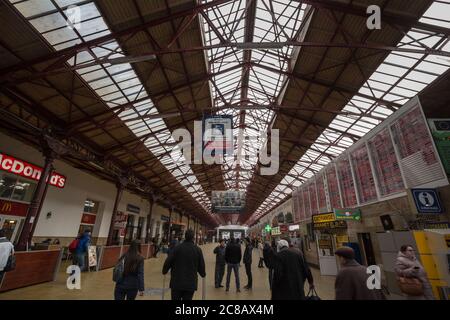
[203,115,233,156]
[334,208,362,221]
[0,200,29,217]
[114,211,128,237]
[212,190,245,214]
[88,246,97,267]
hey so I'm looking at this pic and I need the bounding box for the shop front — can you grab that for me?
[313,213,348,276]
[0,152,66,245]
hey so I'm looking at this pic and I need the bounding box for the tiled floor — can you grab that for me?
[0,244,336,300]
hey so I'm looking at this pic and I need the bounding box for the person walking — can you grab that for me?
[0,229,14,284]
[213,239,226,288]
[334,246,381,300]
[395,245,434,300]
[225,238,242,292]
[75,229,91,271]
[114,240,145,300]
[258,240,264,268]
[162,229,206,300]
[243,237,253,290]
[263,241,276,290]
[272,239,314,300]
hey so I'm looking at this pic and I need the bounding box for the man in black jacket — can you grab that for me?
[272,239,314,300]
[213,239,226,288]
[263,241,275,290]
[162,229,206,300]
[243,237,253,290]
[224,238,242,292]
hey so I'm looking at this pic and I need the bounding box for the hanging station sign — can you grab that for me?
[0,152,66,188]
[211,190,245,214]
[202,115,234,156]
[334,208,362,221]
[411,189,443,214]
[126,204,141,214]
[312,213,336,224]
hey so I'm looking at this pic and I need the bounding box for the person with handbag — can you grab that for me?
[113,240,145,300]
[0,229,15,285]
[395,245,434,300]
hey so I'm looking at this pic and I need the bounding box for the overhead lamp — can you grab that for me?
[234,42,286,50]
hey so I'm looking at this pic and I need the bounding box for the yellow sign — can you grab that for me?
[336,235,349,243]
[313,213,336,224]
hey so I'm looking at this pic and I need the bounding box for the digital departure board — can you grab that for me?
[303,185,311,218]
[326,165,342,209]
[297,187,305,221]
[351,145,378,204]
[309,181,318,215]
[337,156,358,207]
[391,106,445,187]
[316,174,328,213]
[368,128,405,196]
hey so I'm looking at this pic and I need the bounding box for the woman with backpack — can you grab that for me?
[113,240,145,300]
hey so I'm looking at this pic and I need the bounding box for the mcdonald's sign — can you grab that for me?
[0,200,29,217]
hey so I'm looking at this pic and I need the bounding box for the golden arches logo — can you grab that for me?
[1,202,12,212]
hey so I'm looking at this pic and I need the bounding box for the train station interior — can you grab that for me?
[0,0,449,301]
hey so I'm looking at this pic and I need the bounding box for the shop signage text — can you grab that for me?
[313,220,347,230]
[0,152,66,188]
[271,226,281,236]
[334,208,362,221]
[81,213,96,225]
[312,213,336,224]
[0,199,29,217]
[126,204,141,214]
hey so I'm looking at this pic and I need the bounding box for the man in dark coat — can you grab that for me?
[263,241,276,290]
[162,229,206,300]
[224,238,242,292]
[272,240,314,300]
[213,239,226,288]
[334,246,380,300]
[243,237,253,290]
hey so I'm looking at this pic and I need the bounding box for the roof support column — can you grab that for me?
[16,135,69,251]
[107,177,128,246]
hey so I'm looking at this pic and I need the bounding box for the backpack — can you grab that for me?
[113,256,125,283]
[68,238,79,253]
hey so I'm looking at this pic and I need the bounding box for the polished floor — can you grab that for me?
[0,243,336,300]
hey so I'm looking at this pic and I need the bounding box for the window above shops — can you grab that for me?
[0,172,37,203]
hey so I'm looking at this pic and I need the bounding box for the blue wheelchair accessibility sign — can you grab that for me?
[412,189,443,214]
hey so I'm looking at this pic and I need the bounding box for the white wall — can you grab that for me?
[0,132,152,239]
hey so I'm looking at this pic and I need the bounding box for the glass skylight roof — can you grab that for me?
[201,0,306,192]
[251,0,450,223]
[9,0,212,212]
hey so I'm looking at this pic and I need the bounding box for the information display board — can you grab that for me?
[390,106,445,187]
[203,115,234,156]
[292,188,300,223]
[309,182,318,215]
[303,186,311,219]
[316,174,328,213]
[368,128,405,196]
[351,145,378,204]
[337,156,358,207]
[326,165,342,210]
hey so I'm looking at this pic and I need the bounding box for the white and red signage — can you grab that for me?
[0,152,66,188]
